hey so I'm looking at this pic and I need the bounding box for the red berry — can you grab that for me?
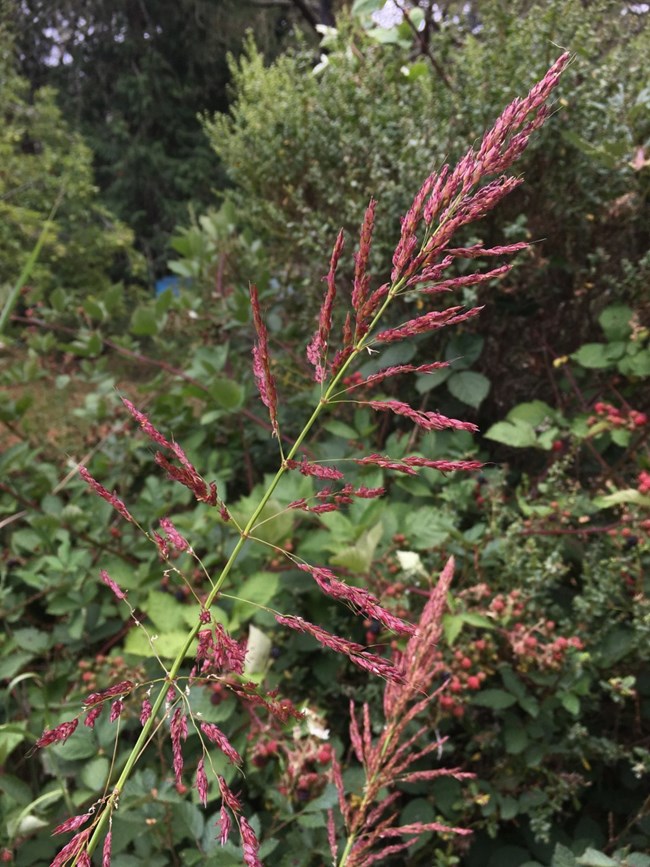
[316,744,333,763]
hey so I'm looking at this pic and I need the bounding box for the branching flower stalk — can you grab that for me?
[34,53,570,866]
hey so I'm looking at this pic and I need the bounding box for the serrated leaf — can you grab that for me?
[171,801,205,841]
[402,507,453,550]
[447,370,490,408]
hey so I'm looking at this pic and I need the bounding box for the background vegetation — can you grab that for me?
[1,1,648,865]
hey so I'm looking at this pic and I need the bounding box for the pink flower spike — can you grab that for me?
[307,229,345,383]
[77,852,91,867]
[417,264,511,295]
[140,698,153,725]
[285,457,344,480]
[352,199,377,314]
[100,569,128,601]
[217,806,232,845]
[121,398,173,450]
[109,700,123,722]
[200,722,243,765]
[218,775,242,812]
[367,400,478,433]
[52,813,92,836]
[154,452,218,506]
[354,455,482,475]
[78,466,134,524]
[375,306,483,343]
[36,718,79,749]
[239,816,262,867]
[102,830,112,867]
[83,680,134,709]
[49,828,90,867]
[170,708,188,784]
[275,614,405,682]
[327,809,338,861]
[196,757,209,806]
[159,517,189,551]
[250,283,279,436]
[298,563,414,636]
[447,241,529,259]
[347,361,449,391]
[83,706,103,728]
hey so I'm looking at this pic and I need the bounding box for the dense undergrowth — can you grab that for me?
[1,2,649,866]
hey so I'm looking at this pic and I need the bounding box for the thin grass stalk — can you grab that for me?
[0,187,64,336]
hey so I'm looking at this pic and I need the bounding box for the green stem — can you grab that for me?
[0,188,64,336]
[84,275,406,859]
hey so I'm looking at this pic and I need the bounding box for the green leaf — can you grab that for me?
[447,370,491,408]
[208,378,244,410]
[171,801,205,842]
[507,400,556,425]
[12,628,51,654]
[403,507,454,549]
[130,306,160,337]
[484,419,538,448]
[145,590,197,633]
[0,723,28,764]
[551,843,578,867]
[618,347,650,377]
[598,305,633,341]
[446,333,485,367]
[503,717,528,754]
[572,343,611,369]
[499,795,519,820]
[442,614,465,646]
[471,689,517,710]
[399,797,435,827]
[81,756,110,791]
[593,489,650,509]
[575,849,617,867]
[561,693,580,715]
[415,365,451,393]
[297,812,326,828]
[330,522,383,574]
[322,420,359,439]
[230,572,281,629]
[351,0,386,15]
[124,629,194,659]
